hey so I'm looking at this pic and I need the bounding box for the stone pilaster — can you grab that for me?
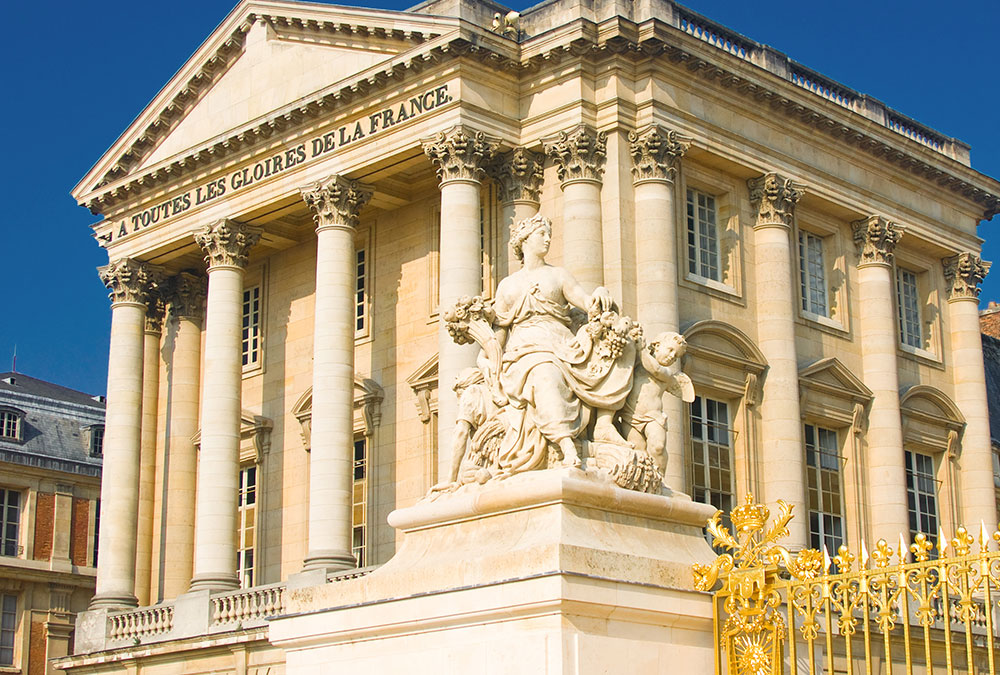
[92,258,162,609]
[628,126,689,489]
[545,125,607,289]
[423,126,499,485]
[136,292,164,606]
[489,147,545,276]
[852,215,909,544]
[190,220,261,593]
[300,176,373,572]
[943,252,997,533]
[747,172,808,549]
[158,271,206,600]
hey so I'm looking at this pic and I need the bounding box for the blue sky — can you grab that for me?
[1,0,997,395]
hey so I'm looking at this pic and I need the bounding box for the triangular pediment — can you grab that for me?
[73,0,457,202]
[798,357,872,402]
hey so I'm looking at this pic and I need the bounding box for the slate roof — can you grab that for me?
[0,373,103,477]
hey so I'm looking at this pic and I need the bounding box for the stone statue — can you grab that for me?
[617,332,695,475]
[440,214,692,495]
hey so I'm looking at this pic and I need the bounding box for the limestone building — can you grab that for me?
[0,373,103,673]
[61,0,1000,671]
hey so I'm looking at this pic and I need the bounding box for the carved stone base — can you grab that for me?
[271,469,718,673]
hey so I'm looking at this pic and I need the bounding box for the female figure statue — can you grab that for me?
[491,214,636,473]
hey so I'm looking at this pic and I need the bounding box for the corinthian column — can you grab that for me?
[748,173,808,549]
[943,252,997,533]
[189,220,261,593]
[159,272,205,599]
[423,126,499,484]
[546,125,607,289]
[490,148,545,276]
[300,176,373,572]
[91,258,161,609]
[853,216,908,544]
[135,294,164,606]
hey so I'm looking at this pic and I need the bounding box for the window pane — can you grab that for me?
[686,189,720,281]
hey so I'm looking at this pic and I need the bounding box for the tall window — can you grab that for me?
[237,466,257,588]
[355,248,367,335]
[896,268,922,349]
[0,594,15,666]
[0,411,21,441]
[905,450,939,544]
[0,491,18,557]
[804,425,844,554]
[242,286,262,369]
[798,231,828,316]
[690,397,734,516]
[686,189,720,281]
[352,438,368,567]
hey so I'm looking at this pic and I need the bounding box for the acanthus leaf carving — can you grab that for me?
[422,125,500,184]
[628,126,690,183]
[488,147,545,203]
[300,175,374,230]
[168,271,208,321]
[852,216,903,266]
[747,172,804,229]
[144,292,166,334]
[194,219,262,270]
[545,125,607,184]
[98,258,164,306]
[943,251,991,300]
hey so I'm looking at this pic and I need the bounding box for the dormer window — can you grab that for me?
[0,408,23,442]
[90,425,105,457]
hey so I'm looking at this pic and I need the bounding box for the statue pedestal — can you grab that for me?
[270,469,719,673]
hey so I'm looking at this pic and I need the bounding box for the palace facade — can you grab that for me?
[61,0,1000,671]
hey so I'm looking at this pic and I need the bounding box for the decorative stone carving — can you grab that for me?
[943,252,991,300]
[300,175,373,230]
[144,294,166,334]
[194,219,262,270]
[431,213,695,497]
[545,125,607,184]
[168,271,207,321]
[98,258,163,306]
[488,147,545,203]
[422,126,500,184]
[852,216,902,266]
[747,173,804,229]
[628,126,689,183]
[491,10,519,38]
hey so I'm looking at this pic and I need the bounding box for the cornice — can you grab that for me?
[79,8,1000,222]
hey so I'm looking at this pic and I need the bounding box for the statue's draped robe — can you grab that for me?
[494,281,634,473]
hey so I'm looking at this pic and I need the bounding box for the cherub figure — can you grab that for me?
[617,332,695,474]
[431,367,498,492]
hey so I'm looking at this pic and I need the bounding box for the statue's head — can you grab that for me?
[510,213,552,262]
[648,331,687,366]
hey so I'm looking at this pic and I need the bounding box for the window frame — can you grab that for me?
[240,263,267,377]
[0,593,16,667]
[0,489,21,558]
[905,449,941,547]
[793,212,849,334]
[892,253,943,365]
[354,226,373,341]
[237,464,258,589]
[688,395,736,519]
[678,166,744,302]
[803,423,846,556]
[0,408,24,443]
[352,435,369,568]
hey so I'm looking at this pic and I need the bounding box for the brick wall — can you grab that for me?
[33,492,54,562]
[28,620,45,675]
[982,306,1000,339]
[70,498,90,567]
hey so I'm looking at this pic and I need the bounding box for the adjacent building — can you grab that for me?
[58,0,1000,671]
[0,373,102,673]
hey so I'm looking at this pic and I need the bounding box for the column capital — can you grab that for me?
[747,172,804,229]
[943,252,991,301]
[168,271,208,321]
[422,125,500,185]
[488,147,545,204]
[545,125,607,185]
[144,294,166,335]
[628,125,689,184]
[98,258,163,307]
[194,219,262,270]
[300,175,374,231]
[852,215,903,267]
